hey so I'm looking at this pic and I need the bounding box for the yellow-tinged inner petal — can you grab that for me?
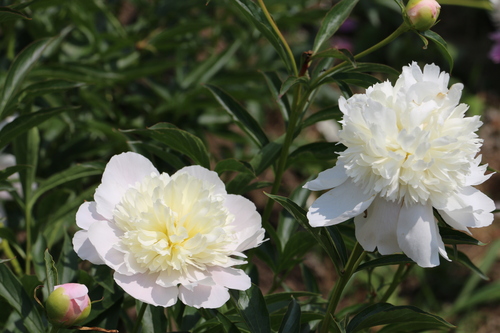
[113,172,237,276]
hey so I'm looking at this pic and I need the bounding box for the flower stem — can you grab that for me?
[320,242,366,333]
[378,263,410,303]
[131,302,148,333]
[312,23,410,88]
[24,204,33,274]
[2,241,22,276]
[256,0,298,76]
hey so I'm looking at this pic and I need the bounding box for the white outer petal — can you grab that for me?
[307,179,376,227]
[303,162,348,191]
[465,155,493,186]
[87,220,130,274]
[114,272,178,307]
[72,230,105,265]
[175,165,227,196]
[209,266,251,291]
[354,196,402,254]
[76,201,105,230]
[94,152,159,220]
[178,284,229,309]
[225,194,264,252]
[397,202,448,268]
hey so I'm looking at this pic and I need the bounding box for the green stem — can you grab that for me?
[320,242,366,333]
[24,203,33,274]
[378,264,408,303]
[312,23,410,88]
[131,302,148,333]
[2,241,22,276]
[438,0,492,10]
[256,0,298,76]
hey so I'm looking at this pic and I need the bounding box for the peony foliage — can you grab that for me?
[0,1,498,333]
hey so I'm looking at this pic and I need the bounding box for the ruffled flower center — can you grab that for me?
[113,172,237,275]
[338,65,483,206]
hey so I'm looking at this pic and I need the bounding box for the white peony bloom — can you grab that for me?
[73,152,265,308]
[305,62,495,268]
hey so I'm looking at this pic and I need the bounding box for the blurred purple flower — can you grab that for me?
[489,31,500,63]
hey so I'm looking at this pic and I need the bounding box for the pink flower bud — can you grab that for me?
[46,283,91,327]
[406,0,441,31]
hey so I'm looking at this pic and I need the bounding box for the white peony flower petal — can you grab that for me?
[76,201,105,230]
[354,196,402,254]
[175,165,227,196]
[209,267,251,291]
[397,202,447,267]
[72,230,105,265]
[73,152,264,308]
[114,272,178,307]
[87,220,128,274]
[303,162,348,191]
[465,155,493,186]
[178,284,230,309]
[225,194,265,252]
[94,152,159,220]
[307,179,376,227]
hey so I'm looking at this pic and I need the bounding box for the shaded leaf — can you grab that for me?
[0,6,31,23]
[420,30,453,72]
[205,84,269,147]
[44,249,57,293]
[231,284,270,333]
[356,254,414,272]
[278,298,301,333]
[346,303,454,333]
[313,0,360,53]
[0,264,45,333]
[261,71,291,120]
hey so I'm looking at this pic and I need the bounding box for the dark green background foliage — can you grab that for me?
[0,0,499,332]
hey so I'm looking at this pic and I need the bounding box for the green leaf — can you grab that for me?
[330,73,381,88]
[346,303,454,333]
[127,123,211,169]
[56,233,79,284]
[346,63,400,77]
[180,40,241,89]
[228,0,295,74]
[265,193,346,272]
[29,162,103,207]
[311,48,356,67]
[0,6,31,23]
[215,158,254,176]
[0,106,79,151]
[420,30,454,72]
[261,71,291,120]
[278,298,301,333]
[216,311,242,333]
[287,142,338,167]
[44,249,58,293]
[231,284,271,333]
[278,231,316,271]
[0,264,45,333]
[356,254,414,272]
[279,75,309,98]
[141,303,168,333]
[205,84,269,147]
[446,247,488,280]
[312,0,360,53]
[4,80,85,114]
[302,106,342,128]
[0,38,54,117]
[0,165,29,182]
[439,227,483,246]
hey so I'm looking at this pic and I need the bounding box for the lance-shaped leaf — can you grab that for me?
[261,71,291,120]
[126,123,211,169]
[231,284,271,333]
[313,0,360,53]
[278,298,301,333]
[346,303,454,333]
[228,0,295,74]
[0,106,78,151]
[420,30,454,72]
[205,84,269,147]
[0,6,31,22]
[0,264,45,333]
[0,38,55,117]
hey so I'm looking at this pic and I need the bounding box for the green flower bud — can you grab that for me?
[406,0,441,31]
[46,283,91,327]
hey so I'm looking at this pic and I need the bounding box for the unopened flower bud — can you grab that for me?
[46,283,91,327]
[406,0,441,31]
